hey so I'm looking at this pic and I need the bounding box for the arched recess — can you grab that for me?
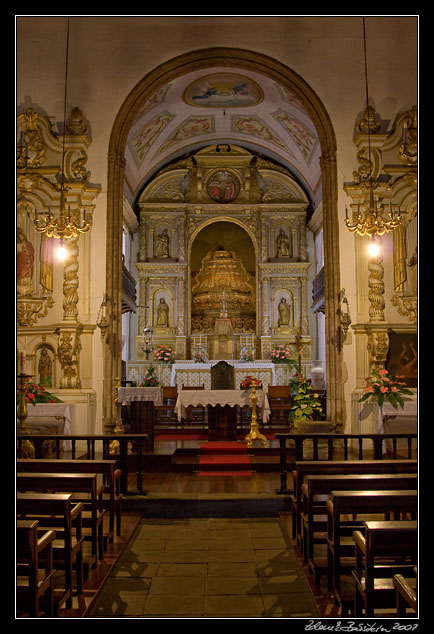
[105,47,341,431]
[188,218,258,337]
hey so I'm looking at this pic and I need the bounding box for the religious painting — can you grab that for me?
[184,72,263,108]
[275,83,307,114]
[273,109,317,164]
[130,110,175,164]
[205,170,240,203]
[233,115,286,150]
[158,116,214,154]
[17,227,34,295]
[385,332,417,388]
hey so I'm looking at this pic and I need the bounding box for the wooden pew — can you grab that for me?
[17,458,122,541]
[301,473,417,582]
[326,490,417,612]
[291,459,417,544]
[17,493,84,611]
[394,572,417,616]
[353,521,417,616]
[16,472,105,565]
[16,520,56,617]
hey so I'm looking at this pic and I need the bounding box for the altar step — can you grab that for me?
[171,445,284,472]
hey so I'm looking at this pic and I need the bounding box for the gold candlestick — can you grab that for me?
[109,377,124,454]
[17,373,35,458]
[244,384,267,448]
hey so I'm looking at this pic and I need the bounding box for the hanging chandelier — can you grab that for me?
[33,17,91,242]
[344,17,402,238]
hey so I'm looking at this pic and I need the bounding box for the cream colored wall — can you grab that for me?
[16,16,418,433]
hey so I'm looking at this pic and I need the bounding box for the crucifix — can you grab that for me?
[295,328,303,379]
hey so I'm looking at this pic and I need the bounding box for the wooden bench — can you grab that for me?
[327,491,417,613]
[16,472,105,565]
[17,458,122,542]
[291,459,417,544]
[301,473,417,582]
[16,519,56,617]
[394,572,417,616]
[353,521,417,617]
[17,493,84,610]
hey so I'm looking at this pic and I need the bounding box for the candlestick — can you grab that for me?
[19,351,26,374]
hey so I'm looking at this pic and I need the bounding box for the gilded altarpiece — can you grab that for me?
[344,106,417,437]
[16,108,100,434]
[129,145,314,384]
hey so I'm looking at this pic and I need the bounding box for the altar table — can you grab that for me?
[117,387,163,406]
[175,389,270,423]
[26,403,75,451]
[377,400,417,454]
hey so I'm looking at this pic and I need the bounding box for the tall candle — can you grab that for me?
[19,351,26,374]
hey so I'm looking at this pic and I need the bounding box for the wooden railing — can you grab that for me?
[275,432,418,494]
[16,433,148,495]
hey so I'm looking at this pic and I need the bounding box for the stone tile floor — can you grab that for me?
[88,517,319,618]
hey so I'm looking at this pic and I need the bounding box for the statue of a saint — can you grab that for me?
[156,229,170,258]
[156,297,169,327]
[276,229,291,258]
[278,297,291,327]
[38,348,52,387]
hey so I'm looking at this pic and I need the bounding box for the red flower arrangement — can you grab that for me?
[240,375,263,390]
[358,368,413,409]
[21,382,62,405]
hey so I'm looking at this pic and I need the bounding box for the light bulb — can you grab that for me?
[56,240,68,261]
[367,241,380,257]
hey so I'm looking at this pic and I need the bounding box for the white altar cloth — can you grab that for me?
[376,400,417,453]
[175,389,270,422]
[118,387,163,406]
[26,403,74,450]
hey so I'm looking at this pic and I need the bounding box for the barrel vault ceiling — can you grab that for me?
[123,65,322,208]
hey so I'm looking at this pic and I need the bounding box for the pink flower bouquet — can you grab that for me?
[358,368,413,409]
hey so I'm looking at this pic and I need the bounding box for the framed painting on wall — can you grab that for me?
[385,332,417,388]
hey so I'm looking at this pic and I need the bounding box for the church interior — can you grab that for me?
[16,15,418,621]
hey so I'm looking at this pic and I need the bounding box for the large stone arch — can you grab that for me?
[104,47,341,430]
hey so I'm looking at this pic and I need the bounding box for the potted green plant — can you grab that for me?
[289,377,332,432]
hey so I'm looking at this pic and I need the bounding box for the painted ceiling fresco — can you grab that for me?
[125,67,322,205]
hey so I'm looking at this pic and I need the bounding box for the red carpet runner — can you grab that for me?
[198,441,252,476]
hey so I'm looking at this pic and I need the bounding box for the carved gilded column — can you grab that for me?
[320,150,343,427]
[62,238,79,322]
[138,214,147,261]
[261,275,270,335]
[367,329,389,373]
[104,151,125,433]
[177,277,185,335]
[368,240,385,322]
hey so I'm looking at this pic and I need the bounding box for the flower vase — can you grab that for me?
[310,360,325,390]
